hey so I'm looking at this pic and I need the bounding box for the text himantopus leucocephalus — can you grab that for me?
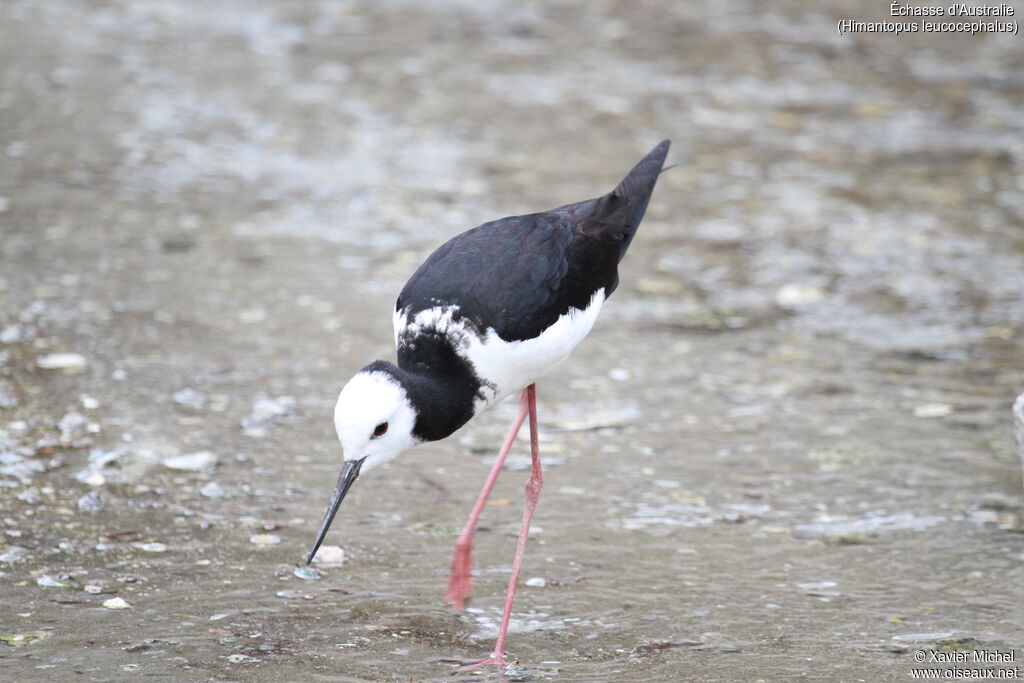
[307,139,671,670]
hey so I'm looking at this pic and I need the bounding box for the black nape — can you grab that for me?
[364,331,484,443]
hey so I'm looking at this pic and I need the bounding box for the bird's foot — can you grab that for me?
[444,548,473,610]
[455,653,516,674]
[444,574,471,611]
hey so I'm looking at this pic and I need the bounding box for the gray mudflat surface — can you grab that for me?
[1,1,1022,680]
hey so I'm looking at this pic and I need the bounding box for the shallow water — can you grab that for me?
[1,0,1023,680]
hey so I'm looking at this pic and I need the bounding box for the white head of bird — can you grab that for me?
[306,367,418,564]
[333,369,419,471]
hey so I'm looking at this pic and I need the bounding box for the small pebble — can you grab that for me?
[0,632,49,646]
[36,353,87,370]
[103,597,131,609]
[77,490,103,513]
[525,577,546,588]
[17,490,39,504]
[172,387,206,410]
[37,575,65,588]
[797,580,841,597]
[227,653,259,663]
[797,581,837,590]
[310,545,345,566]
[250,534,281,546]
[200,481,225,498]
[913,403,953,418]
[83,585,104,594]
[163,451,218,471]
[0,324,23,344]
[0,546,28,563]
[775,283,824,307]
[275,589,312,599]
[293,566,321,581]
[83,472,106,487]
[58,412,91,443]
[136,542,167,553]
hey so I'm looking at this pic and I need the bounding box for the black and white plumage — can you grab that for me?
[359,139,667,438]
[307,141,670,665]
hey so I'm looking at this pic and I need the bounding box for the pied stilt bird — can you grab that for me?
[307,139,671,669]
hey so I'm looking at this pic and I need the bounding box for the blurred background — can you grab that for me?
[1,1,1022,680]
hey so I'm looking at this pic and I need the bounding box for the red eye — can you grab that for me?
[372,422,388,438]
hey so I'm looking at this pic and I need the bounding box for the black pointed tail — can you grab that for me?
[615,139,671,198]
[588,139,671,262]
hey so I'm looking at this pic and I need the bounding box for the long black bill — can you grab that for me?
[305,457,365,565]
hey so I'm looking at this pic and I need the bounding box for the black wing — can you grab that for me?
[396,140,670,343]
[397,210,592,342]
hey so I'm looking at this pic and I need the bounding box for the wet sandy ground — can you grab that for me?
[2,0,1023,681]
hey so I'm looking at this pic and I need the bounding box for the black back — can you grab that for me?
[396,140,670,344]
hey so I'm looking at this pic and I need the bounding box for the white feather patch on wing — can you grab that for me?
[395,289,605,410]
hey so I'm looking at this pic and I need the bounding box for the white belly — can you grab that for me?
[395,289,606,409]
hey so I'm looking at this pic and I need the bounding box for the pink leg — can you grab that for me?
[460,383,542,671]
[445,388,530,610]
